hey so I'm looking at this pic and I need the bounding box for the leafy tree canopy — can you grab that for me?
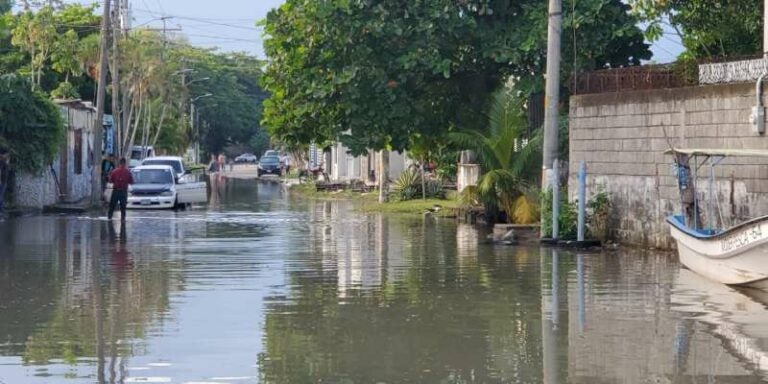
[0,74,64,173]
[629,0,762,58]
[262,0,650,155]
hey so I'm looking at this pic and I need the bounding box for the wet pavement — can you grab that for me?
[2,178,768,383]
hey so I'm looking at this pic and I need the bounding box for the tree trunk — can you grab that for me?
[121,95,135,156]
[151,104,167,148]
[378,150,389,203]
[127,91,143,156]
[141,99,152,154]
[421,156,426,200]
[120,81,132,157]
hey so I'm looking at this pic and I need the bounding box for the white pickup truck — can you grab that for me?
[105,165,207,209]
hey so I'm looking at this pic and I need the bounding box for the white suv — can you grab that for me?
[141,156,187,179]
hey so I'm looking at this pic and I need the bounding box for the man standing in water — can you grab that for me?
[108,158,133,221]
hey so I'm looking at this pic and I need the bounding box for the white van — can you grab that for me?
[129,146,155,168]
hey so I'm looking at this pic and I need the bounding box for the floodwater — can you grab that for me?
[2,179,768,383]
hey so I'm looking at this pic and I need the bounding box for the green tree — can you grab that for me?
[249,129,271,158]
[0,74,64,173]
[451,88,542,223]
[262,0,650,159]
[629,0,761,58]
[11,6,57,89]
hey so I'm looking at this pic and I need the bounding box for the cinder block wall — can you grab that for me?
[569,82,768,248]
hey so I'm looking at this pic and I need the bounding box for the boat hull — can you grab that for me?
[668,215,768,288]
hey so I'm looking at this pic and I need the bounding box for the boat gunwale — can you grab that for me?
[666,214,768,241]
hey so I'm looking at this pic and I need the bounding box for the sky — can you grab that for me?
[53,0,682,62]
[128,0,284,58]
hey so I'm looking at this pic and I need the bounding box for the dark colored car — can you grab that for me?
[257,156,281,177]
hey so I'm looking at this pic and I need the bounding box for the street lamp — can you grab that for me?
[190,93,213,163]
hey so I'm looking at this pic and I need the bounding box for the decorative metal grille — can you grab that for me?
[699,57,768,84]
[571,65,689,95]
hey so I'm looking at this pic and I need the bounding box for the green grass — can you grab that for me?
[360,198,460,217]
[289,183,460,217]
[288,183,378,200]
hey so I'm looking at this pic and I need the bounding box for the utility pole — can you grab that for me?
[542,0,562,187]
[111,0,121,158]
[92,0,112,207]
[764,0,768,58]
[541,0,562,237]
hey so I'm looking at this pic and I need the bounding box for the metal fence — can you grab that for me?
[571,64,692,95]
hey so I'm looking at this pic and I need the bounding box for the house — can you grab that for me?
[12,100,108,210]
[322,142,411,183]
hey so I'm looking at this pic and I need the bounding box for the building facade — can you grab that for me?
[13,100,101,210]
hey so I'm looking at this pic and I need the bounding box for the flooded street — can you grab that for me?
[2,179,768,383]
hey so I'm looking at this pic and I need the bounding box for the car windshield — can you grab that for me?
[132,169,174,184]
[264,150,278,157]
[260,156,279,165]
[131,148,152,160]
[143,159,182,174]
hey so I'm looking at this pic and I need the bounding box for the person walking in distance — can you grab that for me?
[282,154,292,176]
[108,158,133,221]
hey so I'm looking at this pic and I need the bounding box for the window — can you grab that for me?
[74,130,82,175]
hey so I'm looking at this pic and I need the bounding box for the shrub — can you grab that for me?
[540,188,578,239]
[391,168,445,201]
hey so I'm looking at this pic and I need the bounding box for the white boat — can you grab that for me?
[666,148,768,289]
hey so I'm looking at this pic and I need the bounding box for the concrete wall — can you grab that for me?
[457,164,480,193]
[328,144,411,183]
[60,106,95,202]
[569,82,768,248]
[14,161,61,209]
[13,102,95,210]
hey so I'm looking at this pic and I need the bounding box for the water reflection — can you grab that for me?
[3,179,768,383]
[0,216,182,383]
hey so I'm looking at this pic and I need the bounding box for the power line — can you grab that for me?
[183,33,261,43]
[132,8,260,24]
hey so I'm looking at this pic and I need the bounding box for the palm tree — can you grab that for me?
[452,88,542,223]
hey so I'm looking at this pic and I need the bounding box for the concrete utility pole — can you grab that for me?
[542,0,562,188]
[92,0,112,206]
[764,0,768,58]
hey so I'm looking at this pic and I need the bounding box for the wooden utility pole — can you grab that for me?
[92,0,111,206]
[111,0,121,158]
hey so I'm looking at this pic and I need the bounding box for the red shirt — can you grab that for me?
[109,166,134,190]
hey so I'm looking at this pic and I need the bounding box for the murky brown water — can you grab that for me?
[2,178,768,383]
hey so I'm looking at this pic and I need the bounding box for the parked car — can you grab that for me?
[104,165,207,209]
[141,156,187,179]
[129,145,155,168]
[235,153,258,163]
[257,156,281,177]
